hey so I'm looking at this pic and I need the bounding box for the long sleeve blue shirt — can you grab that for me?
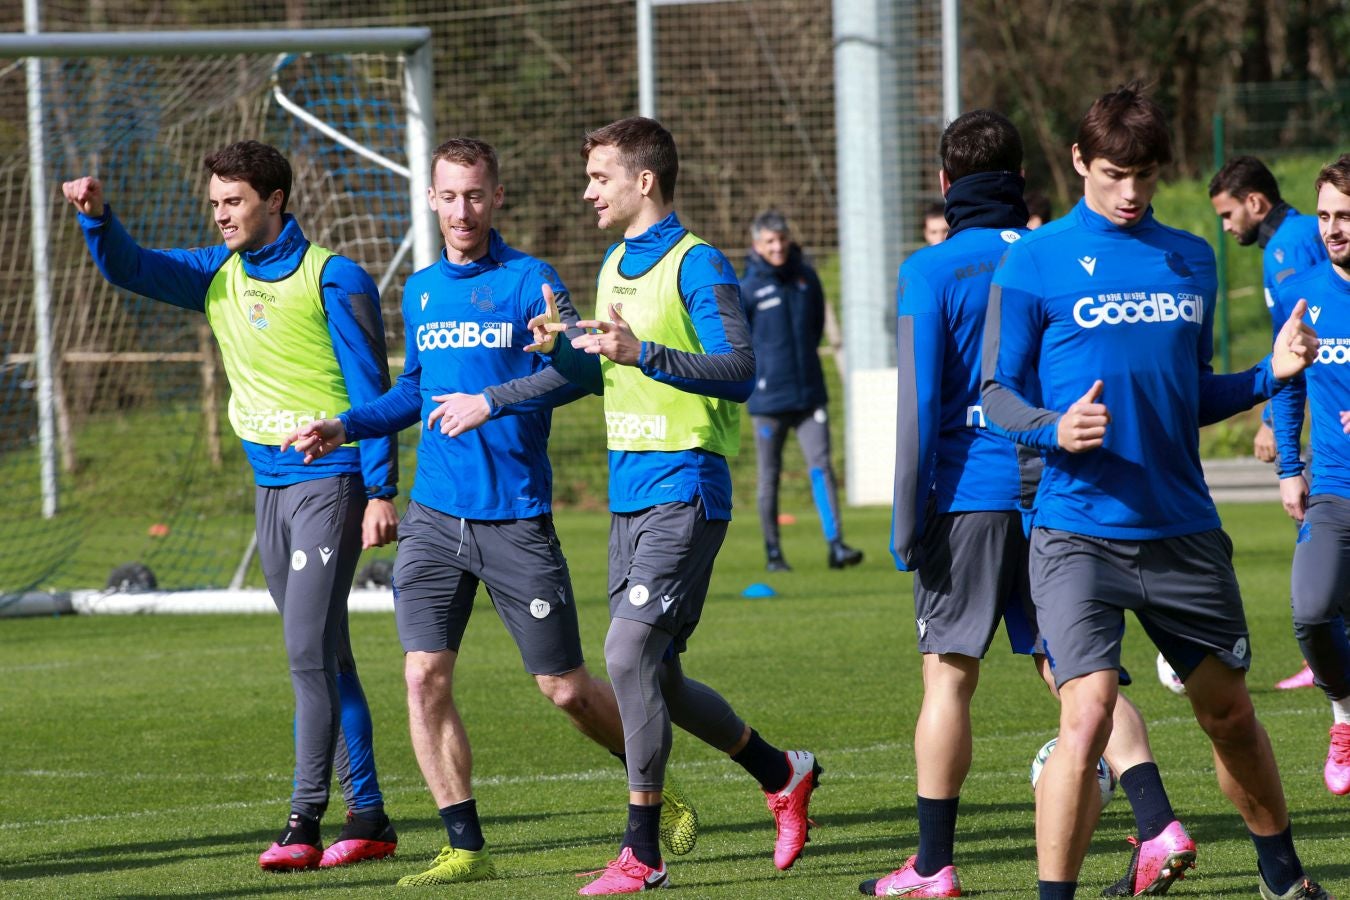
[340,231,580,520]
[1256,204,1325,426]
[78,207,397,495]
[1271,261,1350,498]
[892,225,1029,570]
[981,198,1283,539]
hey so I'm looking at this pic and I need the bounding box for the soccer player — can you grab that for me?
[283,137,698,887]
[1210,155,1328,691]
[923,200,949,245]
[1270,154,1350,796]
[867,108,1195,899]
[523,116,820,894]
[740,208,863,572]
[982,83,1330,900]
[63,141,400,870]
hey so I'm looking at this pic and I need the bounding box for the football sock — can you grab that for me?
[278,811,320,846]
[1038,880,1078,899]
[440,798,485,852]
[914,795,959,875]
[622,802,663,867]
[731,729,791,792]
[1118,762,1175,841]
[352,804,386,824]
[1251,824,1302,896]
[1331,697,1350,725]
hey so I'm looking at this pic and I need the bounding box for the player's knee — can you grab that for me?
[1193,692,1258,745]
[404,653,452,701]
[536,673,587,714]
[603,629,643,682]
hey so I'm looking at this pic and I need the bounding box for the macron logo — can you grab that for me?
[1309,305,1322,324]
[420,291,430,311]
[1078,256,1097,276]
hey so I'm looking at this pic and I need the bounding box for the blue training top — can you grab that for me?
[340,230,582,520]
[981,198,1285,539]
[891,170,1031,570]
[1271,260,1350,499]
[1262,204,1326,312]
[1256,204,1325,427]
[78,208,397,495]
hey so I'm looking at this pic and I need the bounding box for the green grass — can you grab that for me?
[2,503,1347,898]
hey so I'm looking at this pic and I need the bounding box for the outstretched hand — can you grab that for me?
[426,392,490,437]
[281,418,348,464]
[524,283,568,353]
[1272,298,1318,380]
[1057,380,1110,453]
[572,303,641,365]
[62,176,106,218]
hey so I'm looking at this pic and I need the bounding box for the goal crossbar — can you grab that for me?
[8,26,435,521]
[0,28,432,59]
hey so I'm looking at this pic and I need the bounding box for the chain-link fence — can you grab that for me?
[1,0,944,591]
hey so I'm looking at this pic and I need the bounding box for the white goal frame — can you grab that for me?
[0,22,436,518]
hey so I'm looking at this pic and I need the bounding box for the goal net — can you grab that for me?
[0,32,430,596]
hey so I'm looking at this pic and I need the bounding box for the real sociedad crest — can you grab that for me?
[470,285,496,312]
[249,303,269,330]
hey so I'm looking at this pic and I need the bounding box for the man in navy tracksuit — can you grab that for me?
[1210,155,1329,691]
[981,84,1329,900]
[1270,154,1350,797]
[740,210,862,572]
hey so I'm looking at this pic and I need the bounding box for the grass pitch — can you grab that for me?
[2,503,1347,898]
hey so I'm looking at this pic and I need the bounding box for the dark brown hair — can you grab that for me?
[1208,156,1280,202]
[1076,81,1172,169]
[203,140,292,213]
[940,109,1023,183]
[582,116,678,202]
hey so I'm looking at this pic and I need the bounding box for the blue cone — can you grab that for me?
[742,582,777,599]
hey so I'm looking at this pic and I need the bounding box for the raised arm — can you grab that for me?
[64,176,224,310]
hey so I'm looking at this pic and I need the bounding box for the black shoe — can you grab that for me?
[828,541,863,569]
[333,810,397,844]
[766,545,792,572]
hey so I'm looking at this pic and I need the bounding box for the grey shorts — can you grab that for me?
[1292,494,1350,625]
[392,500,583,676]
[1029,527,1250,687]
[913,511,1038,657]
[609,498,727,653]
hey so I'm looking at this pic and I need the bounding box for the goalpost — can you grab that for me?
[0,24,434,598]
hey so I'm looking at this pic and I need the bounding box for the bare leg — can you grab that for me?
[1185,656,1289,834]
[534,666,627,753]
[916,653,981,797]
[1036,669,1117,881]
[405,650,472,806]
